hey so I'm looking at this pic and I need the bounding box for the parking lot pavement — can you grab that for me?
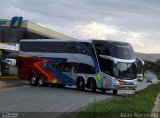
[0,78,29,90]
[0,81,115,113]
[0,80,17,90]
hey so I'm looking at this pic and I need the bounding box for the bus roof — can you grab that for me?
[20,39,92,43]
[92,39,130,45]
[20,39,130,45]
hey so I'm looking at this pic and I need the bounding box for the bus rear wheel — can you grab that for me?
[101,88,106,93]
[90,79,96,93]
[29,74,38,86]
[113,89,118,95]
[38,74,46,86]
[76,77,85,91]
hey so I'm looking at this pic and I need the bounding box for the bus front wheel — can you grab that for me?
[90,79,96,93]
[101,88,106,93]
[113,89,118,95]
[76,77,85,91]
[29,74,38,86]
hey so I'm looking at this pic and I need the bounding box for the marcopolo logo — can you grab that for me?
[10,16,23,27]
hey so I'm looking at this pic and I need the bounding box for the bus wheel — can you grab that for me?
[29,74,38,86]
[90,79,96,93]
[101,88,106,93]
[38,74,46,86]
[77,77,85,91]
[113,89,118,95]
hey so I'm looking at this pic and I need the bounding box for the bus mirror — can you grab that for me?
[113,62,117,67]
[113,60,117,65]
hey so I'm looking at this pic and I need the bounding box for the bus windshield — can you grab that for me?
[110,43,134,59]
[98,56,137,80]
[93,40,135,59]
[113,62,137,79]
[93,40,137,79]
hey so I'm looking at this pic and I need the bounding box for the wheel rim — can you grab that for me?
[39,77,44,85]
[31,76,36,84]
[77,78,85,91]
[91,82,93,89]
[91,80,96,92]
[91,80,94,89]
[80,79,83,88]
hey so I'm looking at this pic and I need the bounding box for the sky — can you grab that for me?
[0,0,160,54]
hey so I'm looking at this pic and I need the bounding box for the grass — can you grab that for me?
[74,82,160,118]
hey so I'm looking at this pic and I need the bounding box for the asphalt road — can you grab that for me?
[0,72,159,118]
[0,84,115,112]
[0,82,116,118]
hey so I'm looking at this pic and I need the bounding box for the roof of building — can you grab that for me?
[0,18,74,40]
[26,21,74,40]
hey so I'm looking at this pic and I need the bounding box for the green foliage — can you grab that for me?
[75,82,160,118]
[144,60,156,72]
[144,60,160,79]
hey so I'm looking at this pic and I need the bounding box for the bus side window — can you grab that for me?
[70,46,76,53]
[99,57,112,76]
[104,47,110,55]
[95,48,101,55]
[81,50,88,55]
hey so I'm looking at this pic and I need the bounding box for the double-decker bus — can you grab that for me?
[17,39,137,94]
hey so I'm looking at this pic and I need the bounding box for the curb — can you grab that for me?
[152,93,160,113]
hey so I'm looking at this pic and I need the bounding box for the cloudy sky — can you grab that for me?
[0,0,160,54]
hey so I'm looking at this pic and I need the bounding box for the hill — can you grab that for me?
[135,52,160,62]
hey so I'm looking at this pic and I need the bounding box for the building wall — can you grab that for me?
[0,29,25,43]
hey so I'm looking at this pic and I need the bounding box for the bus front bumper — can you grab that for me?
[112,83,137,90]
[111,79,138,90]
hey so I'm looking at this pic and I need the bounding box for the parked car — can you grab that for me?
[0,61,9,76]
[3,58,16,67]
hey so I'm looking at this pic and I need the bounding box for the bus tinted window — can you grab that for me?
[110,43,134,59]
[98,55,113,76]
[94,43,110,56]
[77,42,94,56]
[93,40,134,59]
[20,42,76,53]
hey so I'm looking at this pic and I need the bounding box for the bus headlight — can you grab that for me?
[103,80,107,85]
[116,79,126,84]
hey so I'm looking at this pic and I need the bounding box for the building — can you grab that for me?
[0,17,74,54]
[0,16,74,75]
